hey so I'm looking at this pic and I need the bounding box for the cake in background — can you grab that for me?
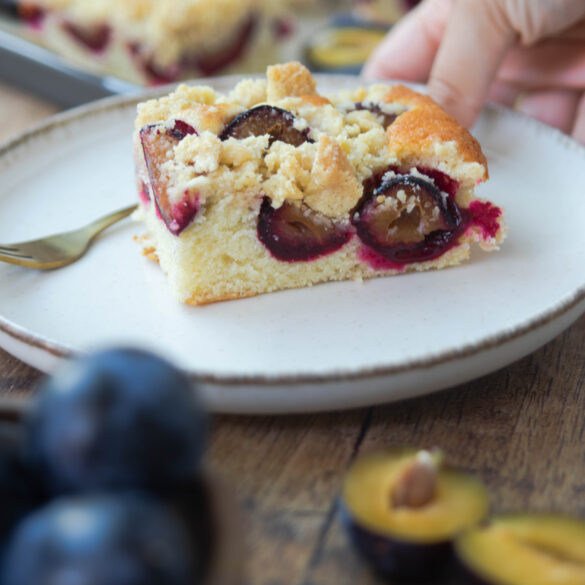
[0,0,291,85]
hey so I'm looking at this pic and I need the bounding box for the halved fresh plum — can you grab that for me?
[354,102,398,128]
[62,20,111,52]
[352,174,463,264]
[219,105,313,146]
[257,197,351,262]
[140,120,199,235]
[454,513,585,585]
[341,447,489,582]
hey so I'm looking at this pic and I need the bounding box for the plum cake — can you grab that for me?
[133,62,506,305]
[0,0,281,84]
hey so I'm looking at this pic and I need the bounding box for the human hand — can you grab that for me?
[362,0,585,144]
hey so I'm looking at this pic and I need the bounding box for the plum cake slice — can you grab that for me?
[133,62,506,305]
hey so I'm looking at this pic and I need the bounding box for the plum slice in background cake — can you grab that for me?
[133,61,506,305]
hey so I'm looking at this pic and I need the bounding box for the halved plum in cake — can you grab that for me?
[133,62,506,305]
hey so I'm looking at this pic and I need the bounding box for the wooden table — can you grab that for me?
[2,82,585,585]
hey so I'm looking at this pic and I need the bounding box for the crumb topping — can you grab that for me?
[135,62,489,218]
[266,61,317,101]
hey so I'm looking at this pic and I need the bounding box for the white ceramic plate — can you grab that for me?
[2,75,585,414]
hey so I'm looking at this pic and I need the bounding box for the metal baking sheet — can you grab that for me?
[0,27,140,107]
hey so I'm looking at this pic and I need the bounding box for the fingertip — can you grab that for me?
[361,0,450,82]
[428,0,515,128]
[427,76,483,128]
[361,57,387,81]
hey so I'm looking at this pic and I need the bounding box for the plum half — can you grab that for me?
[454,513,585,585]
[341,448,489,582]
[219,105,313,146]
[352,174,463,264]
[257,198,351,262]
[140,120,199,235]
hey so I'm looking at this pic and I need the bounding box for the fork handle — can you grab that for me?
[85,204,137,236]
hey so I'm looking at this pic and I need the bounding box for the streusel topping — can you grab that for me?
[135,62,488,217]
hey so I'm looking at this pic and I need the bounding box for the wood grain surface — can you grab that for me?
[1,83,585,585]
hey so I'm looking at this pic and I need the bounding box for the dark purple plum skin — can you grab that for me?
[2,493,196,585]
[25,347,207,494]
[167,476,216,583]
[256,197,352,262]
[219,105,313,146]
[340,502,455,583]
[140,120,199,235]
[352,174,464,264]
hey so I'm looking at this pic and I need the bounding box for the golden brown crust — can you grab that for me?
[185,290,256,305]
[304,136,362,218]
[299,94,332,107]
[383,85,488,180]
[266,62,318,102]
[134,235,159,262]
[382,85,436,109]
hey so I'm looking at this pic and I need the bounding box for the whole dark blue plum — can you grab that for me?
[168,477,215,580]
[26,348,207,494]
[0,423,46,559]
[2,493,197,585]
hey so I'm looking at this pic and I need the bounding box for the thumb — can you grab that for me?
[506,0,585,45]
[428,0,516,128]
[428,0,585,128]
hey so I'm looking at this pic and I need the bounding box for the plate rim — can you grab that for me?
[2,75,585,386]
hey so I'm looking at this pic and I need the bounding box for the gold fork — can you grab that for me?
[0,204,137,270]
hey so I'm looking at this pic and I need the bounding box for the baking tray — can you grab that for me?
[0,27,140,107]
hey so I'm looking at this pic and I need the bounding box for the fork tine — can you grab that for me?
[0,245,20,253]
[0,249,34,259]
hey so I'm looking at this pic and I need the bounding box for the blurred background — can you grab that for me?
[0,0,419,108]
